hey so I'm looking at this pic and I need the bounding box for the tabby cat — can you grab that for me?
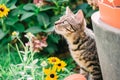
[55,7,103,80]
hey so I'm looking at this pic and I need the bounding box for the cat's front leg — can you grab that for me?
[89,74,93,80]
[80,67,89,80]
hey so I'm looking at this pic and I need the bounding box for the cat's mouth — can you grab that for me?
[54,22,63,32]
[54,22,63,30]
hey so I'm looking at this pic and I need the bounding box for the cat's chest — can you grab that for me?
[69,49,83,59]
[69,50,88,68]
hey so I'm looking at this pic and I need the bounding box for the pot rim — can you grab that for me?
[92,11,120,32]
[98,0,120,10]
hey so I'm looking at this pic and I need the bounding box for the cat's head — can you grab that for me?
[55,7,86,37]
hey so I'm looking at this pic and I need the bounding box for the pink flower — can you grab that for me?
[40,42,47,47]
[33,0,41,4]
[25,35,47,52]
[33,0,46,7]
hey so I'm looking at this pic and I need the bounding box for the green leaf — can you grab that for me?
[76,3,89,14]
[40,26,54,33]
[0,0,9,4]
[37,12,50,27]
[26,26,54,33]
[57,0,69,4]
[20,12,35,21]
[7,0,17,9]
[10,5,25,16]
[39,5,55,11]
[13,23,25,32]
[9,4,16,9]
[45,0,52,2]
[44,43,58,54]
[23,3,37,11]
[25,27,42,33]
[0,36,11,48]
[48,33,60,44]
[86,10,95,18]
[50,15,61,26]
[45,46,56,54]
[5,16,19,25]
[0,29,5,40]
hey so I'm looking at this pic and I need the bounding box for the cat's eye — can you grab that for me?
[64,21,68,24]
[64,23,75,32]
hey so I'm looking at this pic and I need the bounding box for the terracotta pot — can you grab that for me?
[64,74,86,80]
[98,0,120,29]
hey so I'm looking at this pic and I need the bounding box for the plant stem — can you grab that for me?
[9,44,17,51]
[1,19,6,32]
[7,43,11,64]
[52,0,60,15]
[31,68,35,80]
[42,67,44,80]
[29,37,34,62]
[64,68,71,75]
[52,0,59,7]
[15,44,23,62]
[8,44,18,64]
[17,37,26,51]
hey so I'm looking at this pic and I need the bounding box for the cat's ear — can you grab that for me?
[75,10,86,30]
[65,7,74,15]
[75,10,84,23]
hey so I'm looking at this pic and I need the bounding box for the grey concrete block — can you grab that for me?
[91,11,120,80]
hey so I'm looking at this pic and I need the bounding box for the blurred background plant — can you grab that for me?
[0,0,96,54]
[0,0,96,79]
[0,32,75,80]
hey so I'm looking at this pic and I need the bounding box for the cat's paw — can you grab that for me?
[80,68,89,80]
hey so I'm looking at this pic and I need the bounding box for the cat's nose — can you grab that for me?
[55,21,62,25]
[55,22,59,25]
[55,23,58,25]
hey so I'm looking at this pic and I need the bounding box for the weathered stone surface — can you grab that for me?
[91,11,120,80]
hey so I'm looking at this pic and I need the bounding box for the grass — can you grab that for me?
[0,32,77,80]
[0,44,76,80]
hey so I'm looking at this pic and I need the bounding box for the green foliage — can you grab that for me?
[0,0,70,54]
[44,33,60,54]
[0,29,5,40]
[0,36,75,80]
[0,0,96,57]
[0,0,96,79]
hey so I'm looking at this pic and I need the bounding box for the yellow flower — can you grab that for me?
[0,4,10,18]
[12,31,19,37]
[48,57,60,64]
[44,68,58,80]
[54,60,67,72]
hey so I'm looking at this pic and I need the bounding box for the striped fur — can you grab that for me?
[55,7,103,80]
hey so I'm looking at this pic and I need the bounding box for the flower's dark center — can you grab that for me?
[58,63,61,66]
[52,59,56,62]
[0,7,4,12]
[50,74,55,78]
